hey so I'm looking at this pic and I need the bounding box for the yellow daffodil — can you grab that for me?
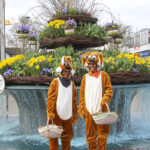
[35,65,40,69]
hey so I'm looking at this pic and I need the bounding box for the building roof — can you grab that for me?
[139,28,150,33]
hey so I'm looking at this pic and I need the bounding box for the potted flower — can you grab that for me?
[113,33,123,44]
[55,8,91,17]
[105,23,119,37]
[28,33,37,45]
[65,19,77,35]
[16,25,30,39]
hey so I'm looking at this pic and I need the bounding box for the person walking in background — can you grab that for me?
[47,56,78,150]
[78,52,113,150]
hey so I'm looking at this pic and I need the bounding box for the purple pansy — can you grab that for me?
[77,9,82,13]
[133,68,138,72]
[29,33,37,41]
[29,33,36,37]
[40,68,51,75]
[105,22,115,26]
[62,8,68,13]
[66,20,77,26]
[65,19,77,29]
[3,69,14,77]
[17,25,30,33]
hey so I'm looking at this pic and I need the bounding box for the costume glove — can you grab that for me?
[48,113,55,120]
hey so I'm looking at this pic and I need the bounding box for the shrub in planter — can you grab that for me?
[114,38,123,44]
[113,33,123,44]
[39,20,65,40]
[28,33,37,45]
[65,19,77,35]
[54,8,91,17]
[16,25,30,39]
[76,23,106,38]
[105,23,119,37]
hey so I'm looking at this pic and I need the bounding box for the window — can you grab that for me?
[134,33,140,46]
[140,30,148,45]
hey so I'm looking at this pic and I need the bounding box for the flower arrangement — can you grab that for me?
[76,23,106,38]
[24,55,54,76]
[16,25,30,38]
[29,33,37,41]
[65,19,77,29]
[105,23,118,31]
[113,33,123,44]
[39,20,66,40]
[64,19,77,35]
[105,23,119,37]
[16,25,30,34]
[1,48,150,77]
[3,69,14,77]
[28,33,38,45]
[41,68,51,76]
[48,20,66,29]
[113,33,123,39]
[54,8,91,17]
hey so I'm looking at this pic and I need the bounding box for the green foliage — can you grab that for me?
[11,58,26,76]
[105,23,119,31]
[75,23,106,38]
[102,49,120,57]
[39,23,106,40]
[0,51,54,77]
[1,46,150,78]
[54,8,91,17]
[39,27,65,41]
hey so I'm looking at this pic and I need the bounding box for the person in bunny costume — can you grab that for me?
[78,52,113,150]
[47,56,78,150]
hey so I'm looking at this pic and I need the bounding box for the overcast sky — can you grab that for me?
[5,0,150,32]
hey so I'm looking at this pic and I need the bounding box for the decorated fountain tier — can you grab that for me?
[40,35,107,49]
[39,8,107,49]
[50,8,98,24]
[50,15,97,24]
[4,71,150,85]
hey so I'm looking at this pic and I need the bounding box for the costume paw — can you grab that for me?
[49,113,55,120]
[100,101,107,108]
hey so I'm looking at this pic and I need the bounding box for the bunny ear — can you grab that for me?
[81,52,91,67]
[56,66,62,75]
[71,68,75,76]
[66,56,73,69]
[61,56,65,65]
[67,56,71,60]
[97,52,103,67]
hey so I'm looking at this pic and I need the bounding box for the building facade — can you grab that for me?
[0,0,5,60]
[126,28,150,57]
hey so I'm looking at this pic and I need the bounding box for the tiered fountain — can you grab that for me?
[1,0,150,150]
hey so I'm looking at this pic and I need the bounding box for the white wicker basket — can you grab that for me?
[92,103,118,125]
[38,120,63,138]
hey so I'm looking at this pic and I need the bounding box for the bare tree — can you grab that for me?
[105,22,133,52]
[119,23,134,51]
[6,15,43,53]
[36,0,117,25]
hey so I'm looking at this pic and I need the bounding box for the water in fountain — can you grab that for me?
[0,84,150,150]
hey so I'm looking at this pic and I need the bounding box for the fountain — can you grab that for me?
[1,83,150,149]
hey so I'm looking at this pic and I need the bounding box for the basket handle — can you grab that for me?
[100,103,110,113]
[47,118,54,126]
